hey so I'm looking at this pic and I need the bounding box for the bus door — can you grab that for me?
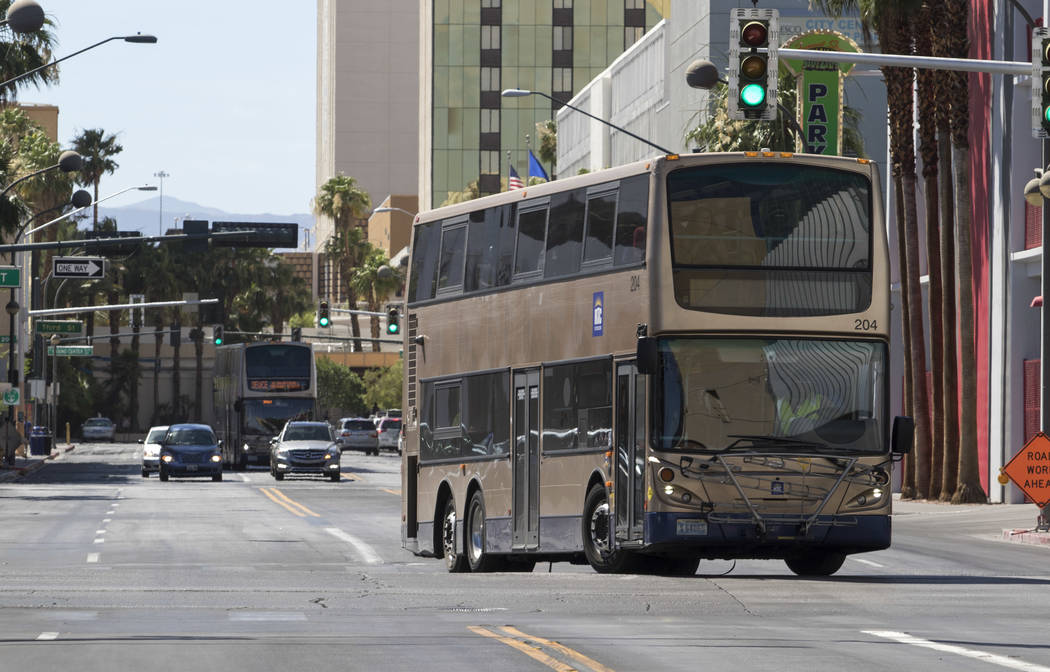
[512,369,540,550]
[615,362,645,545]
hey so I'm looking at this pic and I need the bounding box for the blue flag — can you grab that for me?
[528,150,549,181]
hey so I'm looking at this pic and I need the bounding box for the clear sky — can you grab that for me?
[20,1,317,216]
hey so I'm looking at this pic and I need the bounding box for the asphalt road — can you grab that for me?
[0,442,1048,672]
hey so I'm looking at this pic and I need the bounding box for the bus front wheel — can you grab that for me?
[441,498,468,573]
[784,551,846,577]
[466,490,504,572]
[583,483,637,574]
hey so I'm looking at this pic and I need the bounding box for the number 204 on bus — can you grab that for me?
[397,151,913,577]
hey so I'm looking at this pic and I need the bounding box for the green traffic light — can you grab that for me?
[740,83,766,107]
[1044,105,1050,123]
[387,323,399,335]
[319,316,330,327]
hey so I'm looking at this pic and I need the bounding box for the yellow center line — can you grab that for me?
[382,488,401,496]
[259,487,305,517]
[259,487,320,517]
[467,626,578,672]
[342,472,364,481]
[498,625,615,672]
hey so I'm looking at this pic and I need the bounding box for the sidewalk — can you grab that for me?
[0,444,75,483]
[893,494,1050,548]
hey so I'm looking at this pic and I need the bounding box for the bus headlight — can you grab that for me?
[848,488,885,508]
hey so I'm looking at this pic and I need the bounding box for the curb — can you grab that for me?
[0,444,75,482]
[1001,528,1050,547]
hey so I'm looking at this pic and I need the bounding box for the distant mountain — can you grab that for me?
[94,196,315,251]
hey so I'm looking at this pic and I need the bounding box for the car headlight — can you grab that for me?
[275,450,290,459]
[161,454,173,463]
[325,452,336,460]
[210,454,222,463]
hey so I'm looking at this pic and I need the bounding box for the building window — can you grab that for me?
[552,67,572,93]
[624,25,645,47]
[625,0,644,8]
[481,108,500,134]
[481,66,500,92]
[554,0,573,7]
[481,150,500,175]
[482,0,501,7]
[553,25,573,50]
[482,25,501,50]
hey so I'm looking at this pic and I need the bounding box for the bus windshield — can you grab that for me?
[246,345,313,380]
[654,338,886,454]
[666,163,872,317]
[243,398,315,436]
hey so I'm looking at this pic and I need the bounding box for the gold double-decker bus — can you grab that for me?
[399,152,913,576]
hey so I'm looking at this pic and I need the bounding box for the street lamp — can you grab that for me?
[2,0,44,34]
[0,33,158,91]
[0,150,81,199]
[154,170,169,236]
[501,88,674,156]
[372,206,417,218]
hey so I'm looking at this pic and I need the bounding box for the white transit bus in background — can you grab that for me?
[399,151,912,576]
[213,341,317,469]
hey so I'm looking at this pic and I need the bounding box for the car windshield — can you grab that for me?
[284,425,332,442]
[166,429,216,446]
[345,420,374,431]
[145,428,167,443]
[85,419,111,426]
[383,420,402,430]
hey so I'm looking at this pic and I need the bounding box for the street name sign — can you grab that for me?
[47,345,92,357]
[36,320,82,334]
[0,265,20,288]
[0,334,16,344]
[1001,432,1050,506]
[53,257,105,279]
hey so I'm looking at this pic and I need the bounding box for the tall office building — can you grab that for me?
[421,0,667,208]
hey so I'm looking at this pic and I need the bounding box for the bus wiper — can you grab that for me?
[721,434,832,453]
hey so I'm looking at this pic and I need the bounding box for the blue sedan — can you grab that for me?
[159,424,223,482]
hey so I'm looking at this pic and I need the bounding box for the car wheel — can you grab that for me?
[159,467,169,482]
[330,473,340,482]
[141,469,149,478]
[212,473,223,482]
[274,471,284,481]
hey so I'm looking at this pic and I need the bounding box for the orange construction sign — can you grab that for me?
[1001,433,1050,507]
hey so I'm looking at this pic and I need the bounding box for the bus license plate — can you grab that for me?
[676,519,707,536]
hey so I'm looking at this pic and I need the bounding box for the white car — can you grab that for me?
[139,425,168,478]
[377,417,401,453]
[81,417,116,442]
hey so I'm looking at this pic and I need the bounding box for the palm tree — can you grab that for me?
[348,245,401,351]
[313,175,372,350]
[70,128,123,229]
[0,0,57,103]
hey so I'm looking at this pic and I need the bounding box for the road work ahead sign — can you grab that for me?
[1001,433,1050,506]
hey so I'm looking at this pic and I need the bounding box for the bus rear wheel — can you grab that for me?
[784,551,846,577]
[582,483,638,574]
[466,491,505,572]
[441,498,468,573]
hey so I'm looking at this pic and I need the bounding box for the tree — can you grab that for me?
[362,360,403,412]
[0,0,57,104]
[316,356,366,420]
[347,245,401,351]
[536,119,557,171]
[70,128,123,229]
[313,174,371,350]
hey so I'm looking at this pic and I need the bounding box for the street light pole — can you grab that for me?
[0,33,158,91]
[154,171,169,236]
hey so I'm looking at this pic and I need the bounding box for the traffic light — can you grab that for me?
[1033,27,1050,138]
[318,301,330,328]
[728,8,778,121]
[291,327,302,341]
[213,325,224,345]
[386,307,400,335]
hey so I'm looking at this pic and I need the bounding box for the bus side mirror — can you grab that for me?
[891,416,914,455]
[637,337,657,375]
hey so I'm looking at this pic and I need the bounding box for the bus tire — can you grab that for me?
[441,497,469,573]
[466,490,504,572]
[582,483,637,574]
[784,551,846,577]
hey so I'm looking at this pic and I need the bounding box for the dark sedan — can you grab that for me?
[159,424,223,482]
[270,421,341,481]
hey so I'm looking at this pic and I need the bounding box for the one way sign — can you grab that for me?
[53,257,106,279]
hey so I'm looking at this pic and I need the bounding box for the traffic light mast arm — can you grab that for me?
[773,47,1031,75]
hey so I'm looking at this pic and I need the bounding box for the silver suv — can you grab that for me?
[337,417,379,455]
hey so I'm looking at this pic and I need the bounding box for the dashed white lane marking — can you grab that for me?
[95,529,105,535]
[102,518,111,523]
[86,553,99,563]
[36,632,58,641]
[864,631,1050,672]
[324,527,382,565]
[238,473,252,483]
[105,510,115,515]
[92,538,104,544]
[229,612,306,622]
[852,557,884,568]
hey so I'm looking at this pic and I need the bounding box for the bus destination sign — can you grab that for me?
[1001,432,1050,507]
[248,379,309,392]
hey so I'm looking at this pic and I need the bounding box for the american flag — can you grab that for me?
[507,164,524,190]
